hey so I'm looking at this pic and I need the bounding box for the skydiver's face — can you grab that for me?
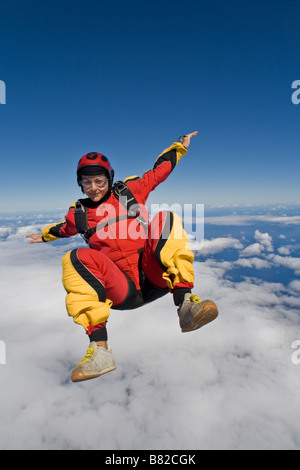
[80,175,109,202]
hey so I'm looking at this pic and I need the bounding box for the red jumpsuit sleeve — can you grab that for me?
[124,142,187,203]
[41,204,78,242]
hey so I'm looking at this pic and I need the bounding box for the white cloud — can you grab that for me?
[193,237,243,256]
[278,246,291,255]
[235,257,272,269]
[269,254,300,276]
[7,225,45,240]
[204,215,300,226]
[254,230,273,252]
[240,242,264,257]
[289,280,300,292]
[0,227,12,238]
[239,230,273,258]
[0,227,300,450]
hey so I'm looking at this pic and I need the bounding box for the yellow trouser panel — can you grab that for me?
[159,212,195,289]
[62,251,112,330]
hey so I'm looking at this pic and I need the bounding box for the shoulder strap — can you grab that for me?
[74,200,88,234]
[113,181,139,215]
[113,181,147,225]
[74,182,147,244]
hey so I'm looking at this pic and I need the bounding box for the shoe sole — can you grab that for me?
[71,365,116,383]
[181,301,218,333]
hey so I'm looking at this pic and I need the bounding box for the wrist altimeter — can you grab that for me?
[177,135,187,147]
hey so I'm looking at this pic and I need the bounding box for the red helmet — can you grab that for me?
[77,152,114,186]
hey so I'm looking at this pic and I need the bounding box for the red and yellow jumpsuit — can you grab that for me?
[41,142,195,341]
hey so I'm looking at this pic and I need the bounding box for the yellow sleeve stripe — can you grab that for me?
[124,175,140,183]
[41,222,65,242]
[153,142,188,169]
[172,142,188,164]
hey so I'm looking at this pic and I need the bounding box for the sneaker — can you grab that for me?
[178,294,218,332]
[71,342,116,382]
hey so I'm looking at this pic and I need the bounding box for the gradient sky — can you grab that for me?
[0,0,299,210]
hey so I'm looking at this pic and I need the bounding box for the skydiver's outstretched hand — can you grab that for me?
[182,131,198,149]
[26,233,43,243]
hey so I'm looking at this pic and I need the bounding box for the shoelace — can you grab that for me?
[188,294,201,303]
[78,346,95,365]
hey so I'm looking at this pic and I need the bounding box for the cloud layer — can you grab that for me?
[0,210,300,450]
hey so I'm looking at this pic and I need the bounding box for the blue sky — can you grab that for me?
[0,0,299,210]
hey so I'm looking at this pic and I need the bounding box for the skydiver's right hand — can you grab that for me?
[26,234,43,243]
